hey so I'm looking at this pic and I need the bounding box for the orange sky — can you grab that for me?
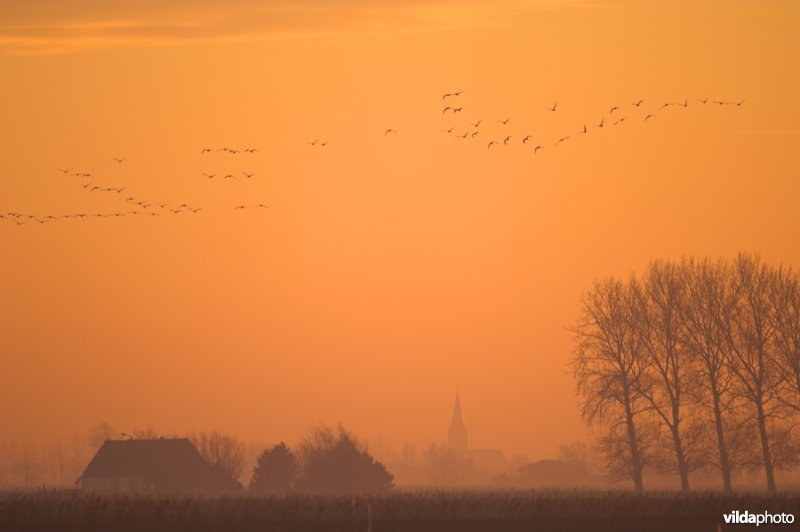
[1,0,799,461]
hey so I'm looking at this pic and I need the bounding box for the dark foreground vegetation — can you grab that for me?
[2,489,799,532]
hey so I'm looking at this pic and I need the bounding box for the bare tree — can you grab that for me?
[679,257,737,490]
[721,253,783,493]
[571,277,649,491]
[629,261,695,491]
[190,431,246,481]
[771,265,800,411]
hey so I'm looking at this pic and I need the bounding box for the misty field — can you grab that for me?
[2,490,799,532]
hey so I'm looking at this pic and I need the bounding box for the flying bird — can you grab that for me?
[503,136,512,146]
[534,145,544,154]
[442,91,462,100]
[235,205,247,210]
[113,158,125,163]
[596,118,604,128]
[244,148,259,153]
[681,98,688,108]
[242,172,255,178]
[522,135,534,144]
[256,204,269,209]
[201,148,213,154]
[547,102,558,112]
[453,107,463,113]
[458,131,469,139]
[579,125,587,134]
[632,99,645,107]
[645,114,655,122]
[442,106,452,114]
[385,129,397,135]
[471,120,482,128]
[203,173,216,179]
[698,97,710,104]
[610,106,619,114]
[487,141,498,150]
[307,139,319,146]
[57,168,72,174]
[471,131,480,138]
[442,127,454,134]
[223,174,236,179]
[555,136,570,145]
[497,118,511,125]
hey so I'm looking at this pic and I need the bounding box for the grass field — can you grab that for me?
[1,489,798,531]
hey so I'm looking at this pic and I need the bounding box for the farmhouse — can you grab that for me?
[82,438,241,494]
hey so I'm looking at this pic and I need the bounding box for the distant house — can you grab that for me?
[448,393,509,476]
[82,438,242,494]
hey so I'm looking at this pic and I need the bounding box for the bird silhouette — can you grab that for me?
[610,106,619,114]
[385,129,397,135]
[645,114,655,122]
[555,136,570,145]
[201,148,213,154]
[503,136,512,146]
[522,135,534,143]
[242,172,255,178]
[223,174,236,179]
[442,106,451,114]
[244,148,259,153]
[256,204,269,209]
[596,118,604,128]
[58,168,72,174]
[471,131,480,138]
[442,127,454,134]
[113,158,125,163]
[681,98,688,108]
[471,120,482,128]
[453,107,463,113]
[79,183,92,189]
[235,205,246,210]
[534,145,544,154]
[442,91,462,100]
[487,141,498,150]
[203,173,216,179]
[698,97,710,104]
[734,100,745,106]
[498,118,511,125]
[319,141,328,147]
[632,99,645,107]
[458,131,469,139]
[307,139,319,146]
[547,102,558,112]
[579,125,587,134]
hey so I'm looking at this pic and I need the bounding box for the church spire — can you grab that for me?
[448,392,468,453]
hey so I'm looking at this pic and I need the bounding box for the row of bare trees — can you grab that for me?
[571,253,800,492]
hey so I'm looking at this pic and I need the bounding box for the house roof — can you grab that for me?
[83,438,241,493]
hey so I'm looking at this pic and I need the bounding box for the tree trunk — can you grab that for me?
[710,376,733,491]
[755,399,776,493]
[624,401,644,491]
[670,420,690,491]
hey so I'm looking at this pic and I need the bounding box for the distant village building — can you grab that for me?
[447,393,508,475]
[82,438,241,494]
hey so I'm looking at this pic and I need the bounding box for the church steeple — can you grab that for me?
[448,392,468,453]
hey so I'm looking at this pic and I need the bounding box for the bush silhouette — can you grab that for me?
[249,442,297,493]
[294,425,393,494]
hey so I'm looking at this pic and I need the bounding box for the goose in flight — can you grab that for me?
[442,127,454,134]
[442,106,452,114]
[609,106,618,114]
[503,136,513,146]
[681,98,688,108]
[244,148,259,153]
[471,131,480,138]
[487,141,498,150]
[58,168,72,174]
[534,145,544,154]
[385,129,397,135]
[596,118,604,128]
[547,102,558,112]
[645,114,655,122]
[497,118,511,125]
[632,99,645,107]
[189,208,202,213]
[235,205,247,210]
[201,148,213,154]
[522,135,534,144]
[223,174,236,179]
[453,107,463,113]
[458,131,469,139]
[555,136,570,145]
[471,120,482,128]
[319,141,328,146]
[579,125,587,134]
[256,204,269,209]
[242,172,255,178]
[79,182,92,189]
[698,97,709,104]
[113,158,125,163]
[442,91,462,100]
[307,139,319,146]
[203,173,216,179]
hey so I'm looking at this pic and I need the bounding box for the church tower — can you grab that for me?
[448,392,468,454]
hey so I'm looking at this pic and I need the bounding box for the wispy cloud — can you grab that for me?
[0,0,622,55]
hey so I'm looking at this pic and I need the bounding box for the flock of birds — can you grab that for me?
[2,90,743,228]
[2,151,270,227]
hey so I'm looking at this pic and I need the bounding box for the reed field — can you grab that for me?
[2,489,799,532]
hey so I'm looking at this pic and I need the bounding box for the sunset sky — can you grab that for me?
[1,0,799,461]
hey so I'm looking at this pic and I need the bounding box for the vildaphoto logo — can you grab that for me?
[723,510,795,526]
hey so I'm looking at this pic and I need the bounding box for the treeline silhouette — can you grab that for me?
[250,425,393,494]
[571,253,800,493]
